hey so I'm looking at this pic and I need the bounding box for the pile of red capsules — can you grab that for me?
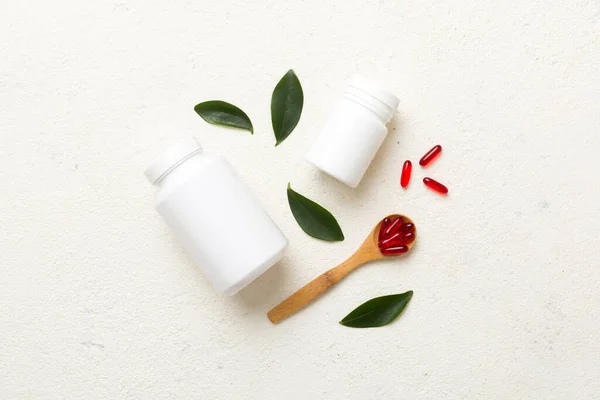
[400,145,448,194]
[378,216,416,255]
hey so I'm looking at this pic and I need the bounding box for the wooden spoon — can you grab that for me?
[267,214,416,323]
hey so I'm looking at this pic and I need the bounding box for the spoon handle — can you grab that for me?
[267,254,363,324]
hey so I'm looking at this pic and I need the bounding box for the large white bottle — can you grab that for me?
[145,137,287,295]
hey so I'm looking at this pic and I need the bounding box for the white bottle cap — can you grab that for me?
[144,137,202,184]
[346,76,399,123]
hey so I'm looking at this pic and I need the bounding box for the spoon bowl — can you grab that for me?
[268,214,416,323]
[366,214,417,261]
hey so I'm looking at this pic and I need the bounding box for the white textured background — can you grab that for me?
[1,1,599,399]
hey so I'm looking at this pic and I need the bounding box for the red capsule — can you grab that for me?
[423,177,448,194]
[399,222,414,232]
[400,160,412,188]
[419,145,442,167]
[378,217,391,242]
[383,216,403,236]
[381,245,409,256]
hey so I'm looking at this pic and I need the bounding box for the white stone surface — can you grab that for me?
[1,1,599,398]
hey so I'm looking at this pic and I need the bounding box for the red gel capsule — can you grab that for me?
[399,222,415,232]
[378,217,391,242]
[381,245,409,256]
[423,177,448,194]
[384,216,403,236]
[419,145,442,167]
[400,160,412,188]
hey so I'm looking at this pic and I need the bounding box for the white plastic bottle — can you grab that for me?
[145,137,287,295]
[306,77,399,188]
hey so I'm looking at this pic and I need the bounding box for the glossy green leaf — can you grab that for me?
[340,291,413,328]
[287,183,344,241]
[194,100,254,133]
[271,70,303,146]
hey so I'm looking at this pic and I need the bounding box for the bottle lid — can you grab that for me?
[346,76,399,123]
[144,137,202,184]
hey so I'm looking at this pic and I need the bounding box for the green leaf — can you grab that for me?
[287,183,344,241]
[340,291,414,328]
[271,69,303,146]
[194,100,254,133]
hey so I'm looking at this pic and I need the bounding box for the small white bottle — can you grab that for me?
[145,137,287,295]
[306,77,399,188]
